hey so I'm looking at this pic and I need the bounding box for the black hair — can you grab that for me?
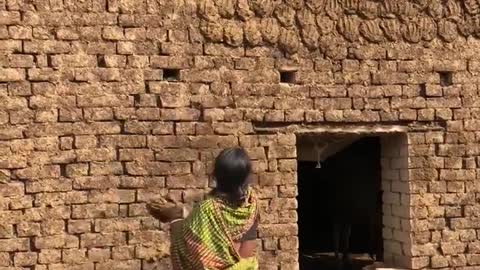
[213,147,252,204]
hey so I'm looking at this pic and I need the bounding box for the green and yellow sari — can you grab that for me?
[170,189,258,270]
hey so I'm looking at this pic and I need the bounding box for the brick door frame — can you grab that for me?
[291,127,411,269]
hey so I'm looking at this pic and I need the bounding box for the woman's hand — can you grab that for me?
[147,198,184,223]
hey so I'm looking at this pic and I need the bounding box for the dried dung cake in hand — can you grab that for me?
[147,197,185,223]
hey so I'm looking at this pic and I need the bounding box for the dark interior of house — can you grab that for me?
[297,137,383,270]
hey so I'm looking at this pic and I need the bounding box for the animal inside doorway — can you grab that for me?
[296,132,409,270]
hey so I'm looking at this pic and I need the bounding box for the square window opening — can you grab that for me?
[163,69,180,81]
[280,70,297,84]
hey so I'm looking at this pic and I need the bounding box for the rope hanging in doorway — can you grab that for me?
[315,143,322,169]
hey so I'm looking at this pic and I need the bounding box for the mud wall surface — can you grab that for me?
[1,0,480,269]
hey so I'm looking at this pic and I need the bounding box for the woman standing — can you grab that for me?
[149,147,259,270]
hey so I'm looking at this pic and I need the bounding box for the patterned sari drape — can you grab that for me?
[170,189,258,270]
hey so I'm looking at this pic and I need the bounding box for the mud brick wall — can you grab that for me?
[1,0,480,269]
[380,134,410,267]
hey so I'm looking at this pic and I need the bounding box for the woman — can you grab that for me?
[149,147,259,270]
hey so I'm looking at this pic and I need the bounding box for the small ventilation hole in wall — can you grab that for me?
[60,164,68,177]
[439,72,453,87]
[133,94,141,106]
[280,71,297,84]
[419,83,427,96]
[163,69,180,81]
[98,55,107,67]
[47,54,54,67]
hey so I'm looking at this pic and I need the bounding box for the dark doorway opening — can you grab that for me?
[297,136,383,270]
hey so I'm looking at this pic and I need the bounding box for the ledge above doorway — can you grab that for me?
[253,122,444,135]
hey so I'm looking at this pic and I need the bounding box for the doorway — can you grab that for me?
[297,135,384,270]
